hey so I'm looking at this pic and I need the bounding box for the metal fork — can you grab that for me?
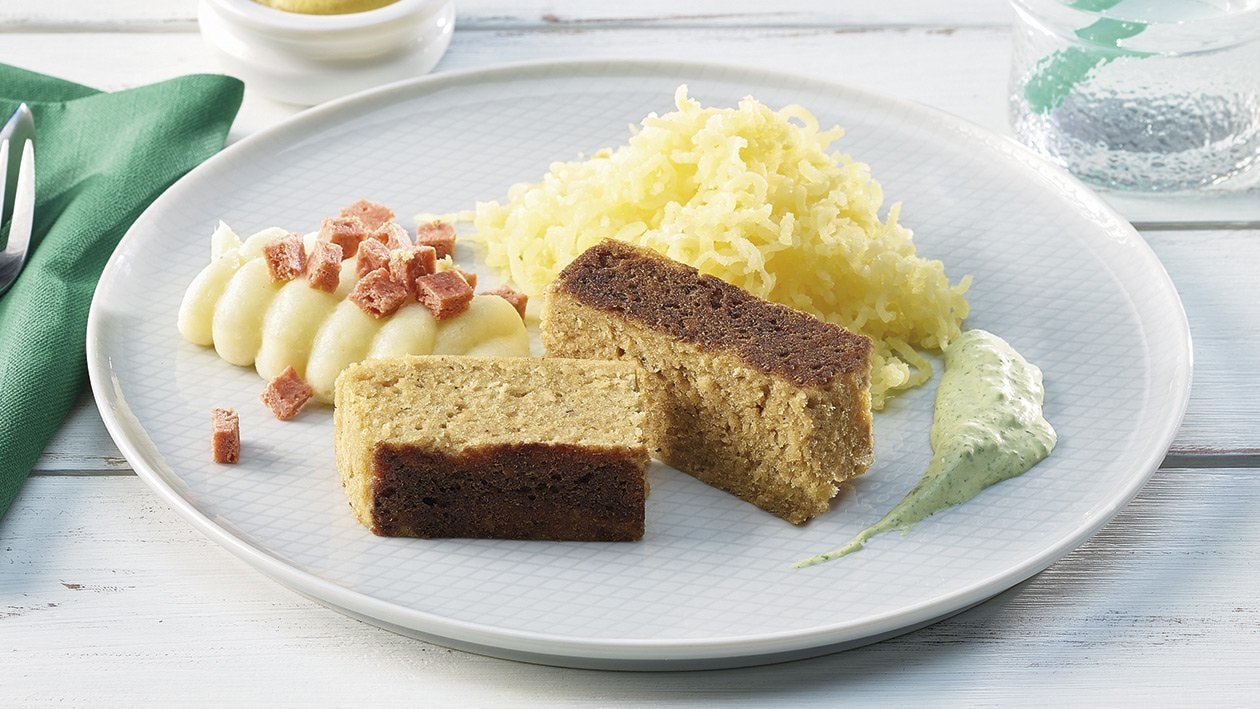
[0,104,36,296]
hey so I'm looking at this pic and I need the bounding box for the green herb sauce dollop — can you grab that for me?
[796,329,1057,568]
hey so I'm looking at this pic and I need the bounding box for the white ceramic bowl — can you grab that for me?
[198,0,454,105]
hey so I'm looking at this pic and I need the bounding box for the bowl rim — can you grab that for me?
[203,0,447,33]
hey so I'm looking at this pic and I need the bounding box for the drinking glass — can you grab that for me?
[1009,0,1260,191]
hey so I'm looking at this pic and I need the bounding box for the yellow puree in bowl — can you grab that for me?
[795,329,1057,568]
[255,0,397,14]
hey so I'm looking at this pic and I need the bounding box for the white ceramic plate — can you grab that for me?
[87,60,1191,670]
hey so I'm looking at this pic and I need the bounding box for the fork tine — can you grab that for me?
[0,139,8,227]
[0,138,33,295]
[5,140,34,256]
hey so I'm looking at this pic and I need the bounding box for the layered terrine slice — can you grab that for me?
[541,240,873,524]
[334,355,648,541]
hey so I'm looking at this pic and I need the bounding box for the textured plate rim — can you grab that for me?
[86,57,1193,665]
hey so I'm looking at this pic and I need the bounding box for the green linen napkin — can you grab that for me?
[0,65,244,518]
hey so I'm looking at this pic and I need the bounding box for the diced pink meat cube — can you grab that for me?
[355,238,391,278]
[339,199,395,231]
[415,220,456,259]
[211,407,240,464]
[349,268,408,318]
[306,240,342,293]
[263,233,307,282]
[416,270,473,320]
[318,216,367,259]
[388,245,438,299]
[369,222,412,250]
[260,366,314,420]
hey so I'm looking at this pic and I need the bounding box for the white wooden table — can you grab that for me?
[3,1,1259,704]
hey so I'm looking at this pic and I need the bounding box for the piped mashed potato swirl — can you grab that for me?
[453,86,970,408]
[177,223,528,403]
